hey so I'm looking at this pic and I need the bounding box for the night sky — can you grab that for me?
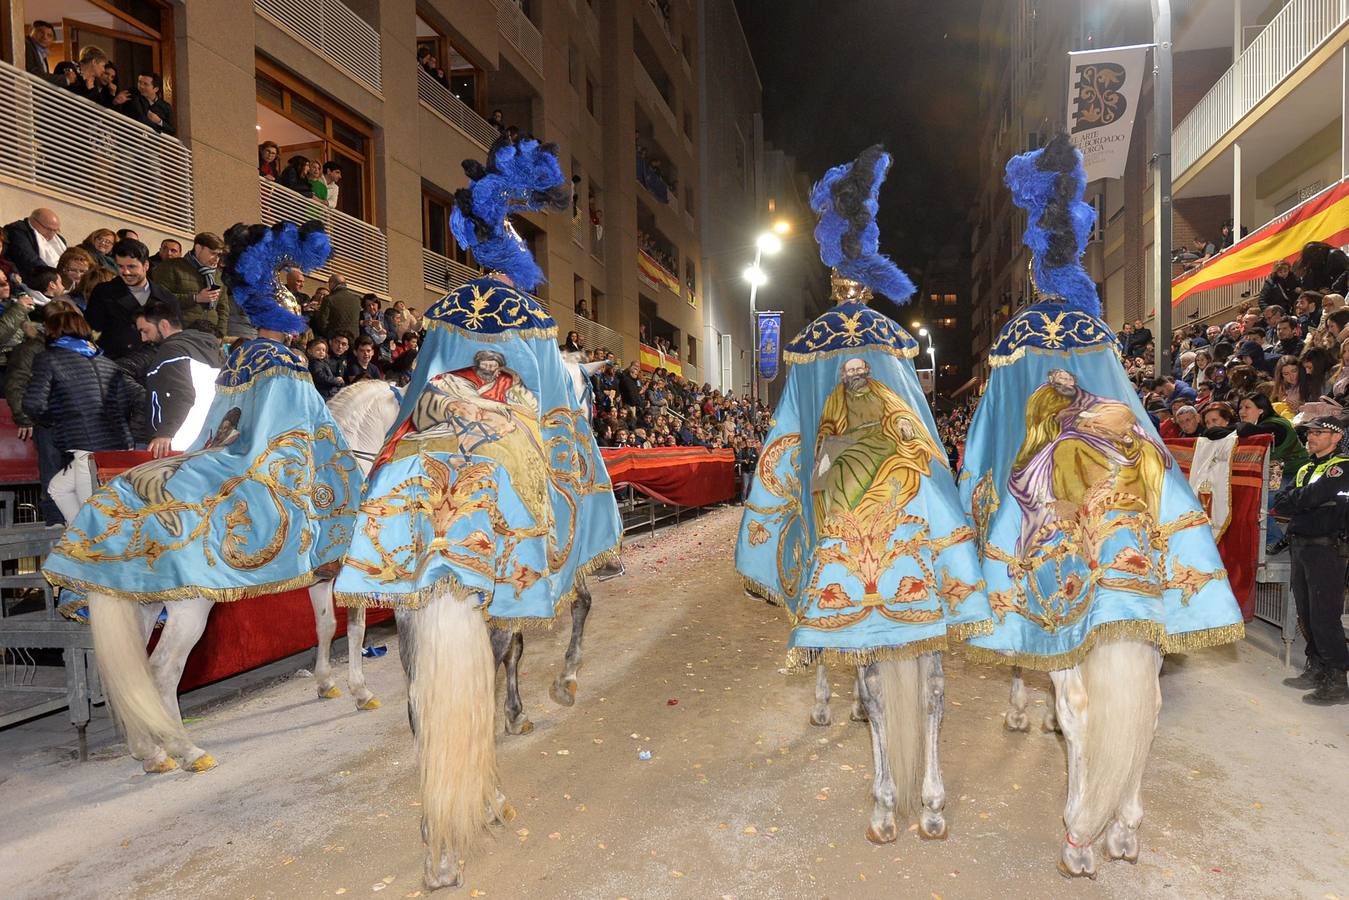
[734,0,986,268]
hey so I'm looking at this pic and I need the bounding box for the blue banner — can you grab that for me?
[757,312,782,381]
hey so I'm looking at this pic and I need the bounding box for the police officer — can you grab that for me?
[1273,415,1349,705]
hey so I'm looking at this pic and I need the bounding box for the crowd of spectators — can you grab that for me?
[637,229,678,276]
[636,137,676,204]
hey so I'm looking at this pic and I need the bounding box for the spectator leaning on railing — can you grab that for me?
[25,20,55,77]
[113,72,174,136]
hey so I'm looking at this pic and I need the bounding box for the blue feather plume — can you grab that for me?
[1003,133,1100,317]
[450,136,568,291]
[221,221,332,334]
[810,145,916,303]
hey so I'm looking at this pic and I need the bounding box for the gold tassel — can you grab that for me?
[45,569,326,604]
[785,633,952,674]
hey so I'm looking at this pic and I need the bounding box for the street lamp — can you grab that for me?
[1151,0,1174,378]
[747,229,783,405]
[918,327,937,402]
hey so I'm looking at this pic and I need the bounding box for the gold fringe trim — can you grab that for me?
[487,544,624,633]
[741,574,786,608]
[43,568,325,605]
[947,617,995,642]
[987,341,1121,368]
[785,632,951,674]
[425,318,558,345]
[783,343,920,366]
[957,616,1244,672]
[1161,621,1246,655]
[215,364,313,395]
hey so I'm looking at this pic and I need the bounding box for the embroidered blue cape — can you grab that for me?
[961,304,1245,669]
[332,277,621,623]
[44,339,361,602]
[736,302,993,670]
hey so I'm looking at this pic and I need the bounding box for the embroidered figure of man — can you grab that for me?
[811,356,943,535]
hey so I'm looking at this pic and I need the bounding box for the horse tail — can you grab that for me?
[409,589,498,863]
[1074,638,1161,844]
[89,592,192,759]
[877,655,926,820]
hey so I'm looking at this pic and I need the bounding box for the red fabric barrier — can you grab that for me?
[600,447,736,507]
[1164,435,1272,622]
[0,403,38,484]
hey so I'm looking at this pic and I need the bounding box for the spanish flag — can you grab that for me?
[1171,177,1349,306]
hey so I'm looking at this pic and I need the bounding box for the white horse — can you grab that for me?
[1003,642,1163,877]
[808,656,949,843]
[86,379,403,773]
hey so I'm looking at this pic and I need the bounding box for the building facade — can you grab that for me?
[0,0,740,382]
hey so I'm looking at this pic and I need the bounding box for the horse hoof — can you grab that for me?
[1058,841,1097,879]
[809,708,832,727]
[1104,822,1139,863]
[424,853,463,891]
[550,679,577,707]
[319,685,342,700]
[357,696,382,711]
[919,811,948,840]
[143,755,179,774]
[1040,712,1061,734]
[505,716,534,736]
[1004,710,1030,732]
[497,802,517,824]
[186,753,217,773]
[865,821,897,845]
[849,706,868,723]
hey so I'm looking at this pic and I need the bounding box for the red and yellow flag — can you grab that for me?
[1171,177,1349,306]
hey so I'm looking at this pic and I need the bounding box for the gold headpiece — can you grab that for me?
[831,269,873,304]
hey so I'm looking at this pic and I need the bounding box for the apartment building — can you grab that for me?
[969,0,1349,382]
[0,0,758,386]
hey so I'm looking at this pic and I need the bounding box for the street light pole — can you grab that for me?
[1152,0,1173,377]
[918,328,936,403]
[748,244,762,406]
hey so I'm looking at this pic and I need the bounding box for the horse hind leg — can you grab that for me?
[918,652,948,839]
[809,662,832,726]
[343,605,380,710]
[146,596,216,772]
[550,579,591,707]
[858,663,898,844]
[493,627,533,735]
[1104,645,1163,864]
[1049,664,1096,878]
[309,581,341,700]
[1005,665,1031,732]
[850,669,868,722]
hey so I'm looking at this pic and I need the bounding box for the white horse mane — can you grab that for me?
[328,381,402,467]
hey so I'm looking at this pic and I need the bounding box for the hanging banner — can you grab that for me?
[756,312,782,381]
[1066,44,1149,181]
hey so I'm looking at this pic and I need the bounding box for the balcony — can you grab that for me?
[260,178,388,295]
[417,68,499,150]
[634,58,679,137]
[573,315,625,354]
[0,61,194,233]
[421,246,548,309]
[1174,0,1349,176]
[637,248,681,297]
[492,0,544,75]
[256,0,382,95]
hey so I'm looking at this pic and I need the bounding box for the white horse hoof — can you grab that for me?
[1040,711,1061,734]
[143,754,178,774]
[1104,821,1139,864]
[1058,840,1097,879]
[549,677,577,707]
[919,810,948,840]
[1004,710,1031,732]
[504,715,534,736]
[809,707,832,727]
[865,818,898,845]
[356,695,382,711]
[185,752,217,773]
[849,704,868,723]
[423,851,463,891]
[318,684,342,700]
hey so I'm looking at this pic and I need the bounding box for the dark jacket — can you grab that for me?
[313,286,363,341]
[1273,452,1349,537]
[1258,272,1299,309]
[145,329,224,443]
[618,370,644,407]
[343,357,382,383]
[117,92,175,136]
[150,255,230,337]
[3,219,67,280]
[115,344,156,445]
[85,278,179,359]
[4,330,45,428]
[308,356,344,399]
[25,37,49,76]
[1127,327,1153,357]
[279,165,314,197]
[22,342,140,460]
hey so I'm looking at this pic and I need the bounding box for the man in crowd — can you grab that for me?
[313,273,363,340]
[25,20,55,76]
[344,335,382,383]
[1152,374,1196,405]
[86,238,176,358]
[1274,416,1349,705]
[23,267,64,305]
[113,72,174,135]
[135,298,224,456]
[150,238,182,267]
[285,267,311,310]
[5,208,67,279]
[1273,316,1304,359]
[1295,293,1322,332]
[618,360,645,408]
[150,231,230,336]
[319,162,342,209]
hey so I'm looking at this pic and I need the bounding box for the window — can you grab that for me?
[942,293,957,305]
[416,13,486,113]
[568,44,579,88]
[256,58,376,222]
[935,317,957,328]
[687,334,697,367]
[27,1,176,104]
[422,186,475,269]
[585,77,596,115]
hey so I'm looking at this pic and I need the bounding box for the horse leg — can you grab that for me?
[344,605,380,710]
[1104,645,1163,864]
[550,579,592,707]
[1049,664,1096,878]
[809,662,832,726]
[1041,703,1061,734]
[308,581,341,700]
[493,627,532,735]
[850,669,868,722]
[858,662,898,844]
[131,600,175,773]
[1005,665,1030,732]
[918,652,948,839]
[144,596,215,771]
[395,608,418,734]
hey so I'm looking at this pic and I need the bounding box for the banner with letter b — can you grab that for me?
[1066,44,1148,181]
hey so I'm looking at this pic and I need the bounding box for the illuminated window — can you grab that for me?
[943,293,958,305]
[936,317,957,328]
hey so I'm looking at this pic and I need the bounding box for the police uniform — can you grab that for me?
[1273,415,1349,705]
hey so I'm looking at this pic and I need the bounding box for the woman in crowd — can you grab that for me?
[55,247,95,305]
[69,266,115,313]
[280,155,314,197]
[258,141,281,181]
[1297,240,1349,295]
[1201,401,1237,438]
[1273,354,1308,414]
[1329,337,1349,402]
[81,228,118,273]
[21,305,140,523]
[1237,392,1309,484]
[1259,259,1300,309]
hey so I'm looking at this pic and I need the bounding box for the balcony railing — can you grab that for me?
[492,0,544,74]
[634,58,679,136]
[256,0,382,95]
[421,246,549,309]
[1175,0,1348,175]
[1172,275,1263,327]
[417,68,499,150]
[0,61,194,232]
[573,315,624,354]
[259,178,388,295]
[571,214,586,248]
